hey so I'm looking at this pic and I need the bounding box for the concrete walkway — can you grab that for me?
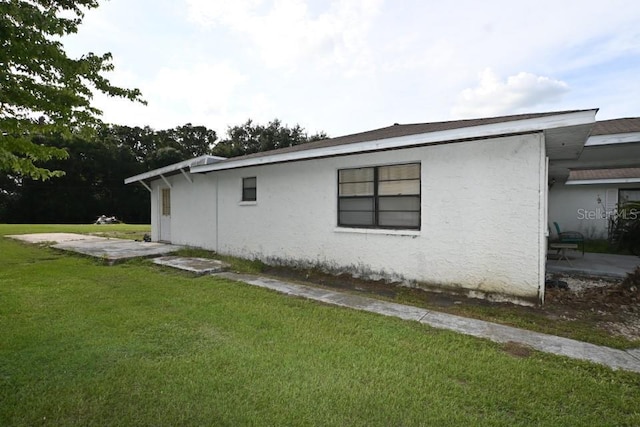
[216,272,640,374]
[547,252,640,278]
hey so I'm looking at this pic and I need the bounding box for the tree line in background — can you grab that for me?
[0,1,327,224]
[0,120,328,224]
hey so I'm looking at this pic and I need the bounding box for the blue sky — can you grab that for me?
[63,0,640,138]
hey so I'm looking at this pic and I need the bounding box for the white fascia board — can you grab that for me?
[124,155,226,184]
[586,132,640,146]
[566,177,640,185]
[191,110,597,173]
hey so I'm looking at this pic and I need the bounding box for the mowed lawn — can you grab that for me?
[1,225,639,426]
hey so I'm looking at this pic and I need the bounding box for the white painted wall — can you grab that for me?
[548,183,638,239]
[151,174,218,249]
[150,133,546,303]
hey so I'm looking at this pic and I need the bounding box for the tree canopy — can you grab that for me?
[212,119,328,158]
[0,123,218,223]
[0,0,144,180]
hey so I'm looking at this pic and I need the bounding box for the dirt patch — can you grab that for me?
[545,273,640,342]
[502,341,532,358]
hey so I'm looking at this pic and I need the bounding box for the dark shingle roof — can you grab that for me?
[591,118,640,136]
[221,109,590,163]
[568,168,640,181]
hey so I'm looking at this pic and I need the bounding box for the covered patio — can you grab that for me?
[547,251,640,278]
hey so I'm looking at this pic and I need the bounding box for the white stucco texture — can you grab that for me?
[149,133,546,302]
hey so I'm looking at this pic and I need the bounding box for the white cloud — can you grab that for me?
[451,68,570,118]
[184,0,382,74]
[149,63,246,116]
[91,62,248,136]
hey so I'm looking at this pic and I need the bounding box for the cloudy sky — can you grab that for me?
[63,0,640,138]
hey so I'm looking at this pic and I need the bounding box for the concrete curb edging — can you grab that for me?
[215,272,640,374]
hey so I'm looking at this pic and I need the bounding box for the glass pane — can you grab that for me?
[162,189,171,216]
[620,190,640,202]
[378,179,420,195]
[339,168,374,183]
[339,197,374,211]
[339,211,374,226]
[378,211,420,227]
[378,196,420,211]
[243,188,256,201]
[378,163,420,181]
[339,182,374,196]
[243,177,256,189]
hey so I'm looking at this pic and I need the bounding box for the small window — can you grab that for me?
[338,163,420,229]
[161,188,171,216]
[242,177,257,201]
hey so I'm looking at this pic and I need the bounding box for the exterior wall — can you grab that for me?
[549,182,638,239]
[151,174,218,249]
[151,133,546,303]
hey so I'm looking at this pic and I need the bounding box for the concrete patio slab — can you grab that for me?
[7,233,105,244]
[7,232,182,263]
[547,252,640,278]
[153,256,230,274]
[53,238,183,263]
[216,271,640,373]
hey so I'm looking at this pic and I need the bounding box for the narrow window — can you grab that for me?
[338,163,420,229]
[161,188,171,216]
[242,177,257,201]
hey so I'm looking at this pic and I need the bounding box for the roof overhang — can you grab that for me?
[565,168,640,185]
[549,140,640,182]
[586,132,640,147]
[124,155,226,185]
[189,109,597,174]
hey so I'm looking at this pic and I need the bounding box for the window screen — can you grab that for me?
[242,177,257,201]
[338,163,420,229]
[161,188,171,216]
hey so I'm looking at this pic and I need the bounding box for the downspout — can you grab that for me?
[215,174,219,252]
[538,134,548,304]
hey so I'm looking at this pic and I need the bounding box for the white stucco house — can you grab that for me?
[126,109,599,305]
[548,118,640,239]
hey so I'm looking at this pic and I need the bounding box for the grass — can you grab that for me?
[0,223,151,241]
[584,239,632,255]
[1,226,640,425]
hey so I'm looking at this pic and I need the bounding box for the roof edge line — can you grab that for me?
[125,155,226,184]
[191,110,597,173]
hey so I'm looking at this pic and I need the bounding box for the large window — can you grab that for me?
[242,177,257,201]
[338,163,420,229]
[620,189,640,203]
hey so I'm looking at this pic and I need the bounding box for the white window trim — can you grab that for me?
[334,227,420,237]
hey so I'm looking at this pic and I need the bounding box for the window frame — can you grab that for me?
[161,188,171,216]
[337,163,421,230]
[242,177,257,202]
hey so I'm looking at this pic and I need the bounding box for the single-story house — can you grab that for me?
[126,109,599,305]
[548,118,640,239]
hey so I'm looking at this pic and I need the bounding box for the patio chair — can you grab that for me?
[553,222,584,255]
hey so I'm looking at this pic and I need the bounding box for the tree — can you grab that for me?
[212,119,328,158]
[0,122,219,223]
[0,0,145,180]
[98,123,217,169]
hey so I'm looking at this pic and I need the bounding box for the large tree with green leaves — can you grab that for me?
[0,0,144,180]
[212,119,328,158]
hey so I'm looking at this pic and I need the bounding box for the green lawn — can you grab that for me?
[1,226,639,426]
